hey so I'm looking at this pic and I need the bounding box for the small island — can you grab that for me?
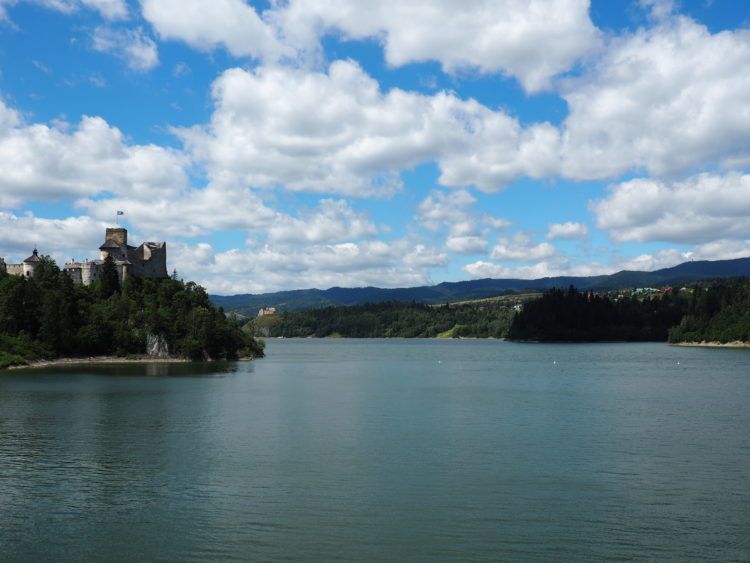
[0,228,263,369]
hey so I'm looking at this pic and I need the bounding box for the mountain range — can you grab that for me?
[211,256,750,316]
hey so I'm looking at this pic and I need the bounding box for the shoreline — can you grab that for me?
[671,341,750,349]
[6,355,258,371]
[8,356,190,370]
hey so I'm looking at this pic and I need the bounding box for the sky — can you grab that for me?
[1,0,749,294]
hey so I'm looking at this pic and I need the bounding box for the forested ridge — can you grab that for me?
[212,256,750,314]
[0,255,264,369]
[507,286,686,342]
[509,281,750,343]
[248,279,750,344]
[249,300,517,338]
[668,279,750,343]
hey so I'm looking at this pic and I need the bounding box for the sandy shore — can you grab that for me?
[7,356,191,370]
[672,341,750,349]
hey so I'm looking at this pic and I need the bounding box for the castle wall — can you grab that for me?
[128,243,167,279]
[82,263,101,286]
[6,264,24,276]
[65,267,83,286]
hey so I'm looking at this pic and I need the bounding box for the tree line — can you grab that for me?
[509,281,750,343]
[667,279,750,343]
[248,279,750,344]
[250,300,516,339]
[0,254,264,368]
[507,286,686,341]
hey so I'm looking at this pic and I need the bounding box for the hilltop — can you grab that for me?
[211,256,750,315]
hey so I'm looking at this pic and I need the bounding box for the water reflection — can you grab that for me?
[1,343,749,560]
[19,360,244,378]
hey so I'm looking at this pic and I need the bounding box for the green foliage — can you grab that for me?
[668,279,750,343]
[0,256,264,367]
[508,286,688,342]
[99,254,121,298]
[247,301,516,339]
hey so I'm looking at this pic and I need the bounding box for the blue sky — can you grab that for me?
[1,0,749,294]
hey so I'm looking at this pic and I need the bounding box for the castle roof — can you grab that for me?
[99,239,123,250]
[23,249,41,263]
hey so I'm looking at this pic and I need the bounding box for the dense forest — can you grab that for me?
[507,286,687,342]
[508,281,750,343]
[249,300,517,338]
[0,255,264,369]
[250,279,750,344]
[668,279,750,343]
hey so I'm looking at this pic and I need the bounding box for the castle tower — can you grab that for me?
[105,228,128,247]
[22,248,41,277]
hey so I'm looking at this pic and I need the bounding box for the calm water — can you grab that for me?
[1,340,749,561]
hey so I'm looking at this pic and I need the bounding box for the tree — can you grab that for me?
[99,254,120,298]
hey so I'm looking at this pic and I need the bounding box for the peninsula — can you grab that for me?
[0,228,263,369]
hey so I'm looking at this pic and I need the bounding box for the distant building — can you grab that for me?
[0,248,42,278]
[258,307,277,317]
[64,228,167,285]
[1,227,168,286]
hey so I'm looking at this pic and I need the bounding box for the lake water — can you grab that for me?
[1,340,749,561]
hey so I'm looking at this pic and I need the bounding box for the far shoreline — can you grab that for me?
[671,341,750,349]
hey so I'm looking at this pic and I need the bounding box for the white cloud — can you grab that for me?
[462,252,668,281]
[271,0,599,92]
[81,0,126,19]
[0,105,187,207]
[614,249,691,272]
[403,244,448,268]
[547,221,588,240]
[484,216,512,230]
[191,239,443,294]
[417,190,477,235]
[490,233,556,261]
[592,172,750,244]
[0,0,126,20]
[463,259,568,280]
[92,26,159,71]
[268,198,378,243]
[560,16,750,179]
[639,0,675,22]
[178,61,561,196]
[140,0,290,62]
[445,235,487,255]
[690,239,750,262]
[0,211,104,265]
[77,185,277,238]
[416,190,511,254]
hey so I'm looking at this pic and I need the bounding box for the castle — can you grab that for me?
[0,228,167,286]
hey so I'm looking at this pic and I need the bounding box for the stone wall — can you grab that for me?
[105,228,128,246]
[5,264,24,276]
[128,242,168,279]
[65,267,83,285]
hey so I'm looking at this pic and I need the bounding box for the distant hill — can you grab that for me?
[211,256,750,315]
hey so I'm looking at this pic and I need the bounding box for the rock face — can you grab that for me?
[146,333,170,358]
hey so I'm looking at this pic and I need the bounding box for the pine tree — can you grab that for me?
[99,254,120,298]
